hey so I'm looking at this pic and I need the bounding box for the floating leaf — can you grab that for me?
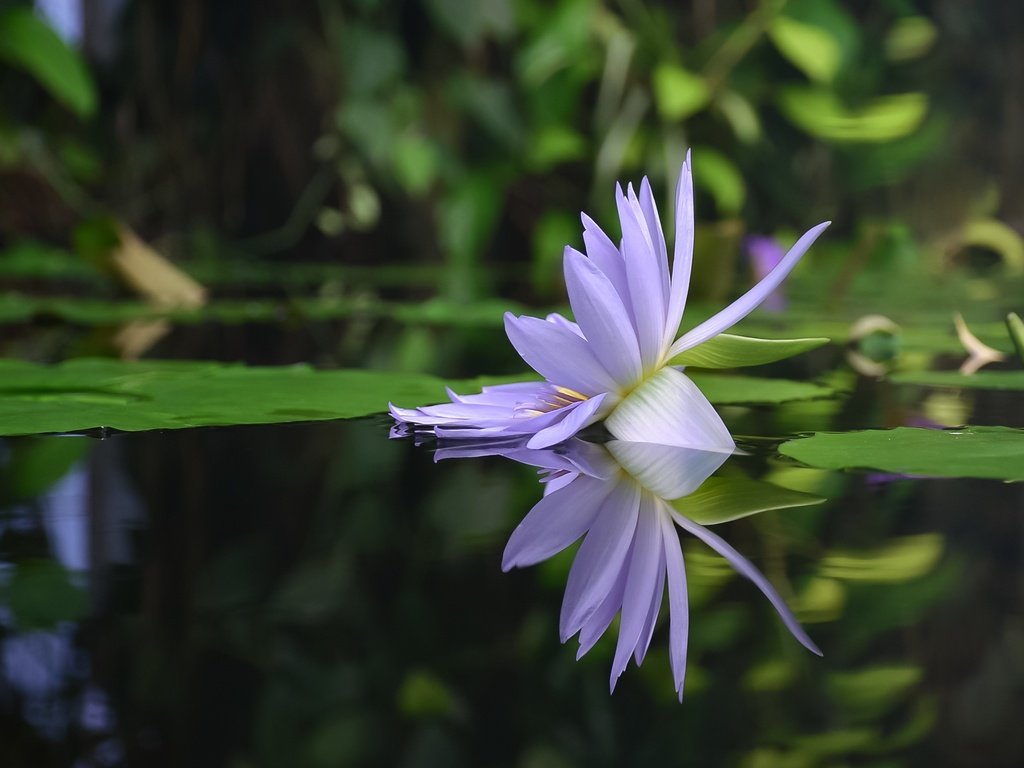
[0,8,97,117]
[1008,312,1024,363]
[0,359,458,436]
[669,333,830,369]
[892,371,1024,391]
[689,374,835,404]
[769,16,842,83]
[778,87,927,143]
[652,64,710,121]
[671,476,824,525]
[779,427,1024,481]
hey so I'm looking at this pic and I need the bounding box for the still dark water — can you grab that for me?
[1,416,1022,767]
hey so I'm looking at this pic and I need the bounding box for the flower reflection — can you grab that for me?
[435,436,821,700]
[392,154,828,449]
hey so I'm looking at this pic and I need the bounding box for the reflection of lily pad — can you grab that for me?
[779,427,1024,481]
[672,476,824,525]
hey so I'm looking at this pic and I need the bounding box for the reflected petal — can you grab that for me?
[670,510,822,657]
[610,492,665,691]
[560,480,641,641]
[502,475,614,570]
[660,507,690,701]
[607,440,730,499]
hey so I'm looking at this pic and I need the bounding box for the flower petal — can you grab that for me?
[617,185,668,371]
[545,312,584,338]
[668,221,831,357]
[637,176,670,300]
[505,313,617,396]
[664,153,694,349]
[563,247,643,387]
[610,491,664,691]
[660,506,689,701]
[581,213,630,307]
[576,544,629,659]
[670,510,823,657]
[560,479,641,641]
[607,440,729,500]
[526,392,610,449]
[604,366,735,453]
[502,475,612,570]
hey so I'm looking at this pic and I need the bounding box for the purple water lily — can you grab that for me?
[392,153,829,450]
[435,435,821,700]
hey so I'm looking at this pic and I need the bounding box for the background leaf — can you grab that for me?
[779,427,1024,481]
[0,8,97,117]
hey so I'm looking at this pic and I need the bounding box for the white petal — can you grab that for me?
[604,367,735,453]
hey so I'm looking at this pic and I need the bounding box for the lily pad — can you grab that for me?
[891,371,1024,391]
[689,373,835,404]
[779,426,1024,481]
[0,359,457,436]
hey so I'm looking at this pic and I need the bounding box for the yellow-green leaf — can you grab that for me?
[652,64,710,121]
[778,87,927,143]
[669,333,830,368]
[769,16,842,83]
[672,476,824,526]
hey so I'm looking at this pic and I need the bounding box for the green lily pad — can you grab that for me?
[689,373,835,404]
[779,426,1024,481]
[891,371,1024,391]
[0,359,456,436]
[670,333,830,369]
[672,476,824,525]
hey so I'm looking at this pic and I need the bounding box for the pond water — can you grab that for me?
[2,395,1022,767]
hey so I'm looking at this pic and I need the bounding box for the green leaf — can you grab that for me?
[0,8,97,117]
[777,87,927,143]
[1008,312,1024,364]
[892,371,1024,391]
[669,333,830,369]
[0,359,469,436]
[769,16,842,83]
[690,147,746,215]
[671,476,824,525]
[779,427,1024,481]
[689,373,835,404]
[652,64,710,121]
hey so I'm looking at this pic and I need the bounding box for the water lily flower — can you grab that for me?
[435,435,821,699]
[392,153,829,451]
